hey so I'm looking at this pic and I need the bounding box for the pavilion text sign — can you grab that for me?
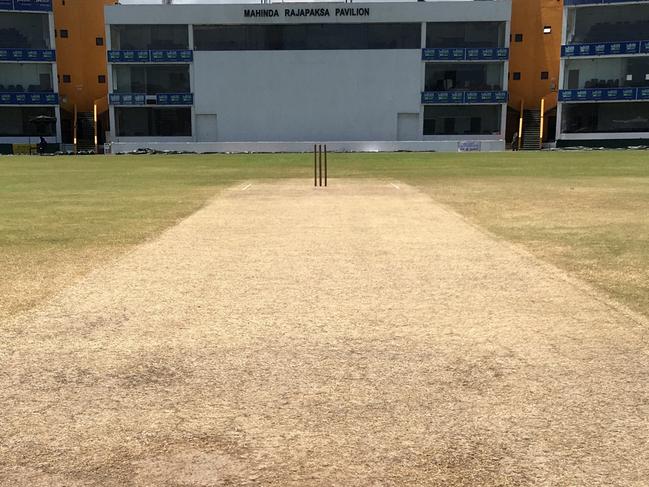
[244,7,370,19]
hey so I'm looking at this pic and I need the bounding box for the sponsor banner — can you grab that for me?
[422,48,465,61]
[638,88,649,100]
[458,141,481,152]
[604,88,637,100]
[562,40,645,57]
[466,48,509,61]
[156,93,194,105]
[422,91,507,105]
[0,93,14,104]
[465,91,508,103]
[421,91,464,104]
[150,50,194,62]
[422,47,508,61]
[107,50,151,63]
[13,0,52,11]
[0,48,55,61]
[0,0,13,10]
[109,93,146,105]
[0,92,58,104]
[642,41,649,53]
[559,88,640,101]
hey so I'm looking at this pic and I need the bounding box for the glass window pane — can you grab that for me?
[0,107,56,136]
[0,63,53,92]
[110,25,188,50]
[425,63,504,91]
[426,22,505,48]
[423,105,502,135]
[0,12,50,49]
[194,23,421,51]
[569,4,649,44]
[562,102,649,133]
[116,107,192,137]
[564,58,649,89]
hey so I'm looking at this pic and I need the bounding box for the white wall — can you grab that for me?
[193,50,421,142]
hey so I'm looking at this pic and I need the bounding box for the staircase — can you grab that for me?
[76,112,96,153]
[521,109,541,150]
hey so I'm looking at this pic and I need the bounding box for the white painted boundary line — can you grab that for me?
[241,183,252,191]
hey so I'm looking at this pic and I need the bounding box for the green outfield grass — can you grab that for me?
[1,151,648,319]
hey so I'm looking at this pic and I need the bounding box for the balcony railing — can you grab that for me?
[0,48,55,62]
[421,91,508,104]
[0,91,58,104]
[559,87,649,101]
[109,93,194,106]
[108,50,193,63]
[562,40,649,57]
[0,0,52,12]
[423,47,509,61]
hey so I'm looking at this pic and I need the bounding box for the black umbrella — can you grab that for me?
[29,115,57,125]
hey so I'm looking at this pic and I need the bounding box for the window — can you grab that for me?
[512,72,521,80]
[0,12,51,49]
[425,63,504,92]
[60,29,68,38]
[110,25,189,50]
[562,102,649,134]
[568,4,649,44]
[0,64,53,92]
[112,65,190,94]
[194,23,421,51]
[116,107,192,137]
[543,26,552,34]
[514,33,523,42]
[98,75,106,84]
[563,58,649,89]
[62,74,71,83]
[0,107,56,136]
[423,105,502,136]
[541,71,549,80]
[426,22,506,48]
[96,37,104,46]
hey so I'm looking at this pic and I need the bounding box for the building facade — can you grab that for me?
[53,0,113,150]
[0,0,60,154]
[508,0,563,149]
[104,1,512,153]
[557,0,649,147]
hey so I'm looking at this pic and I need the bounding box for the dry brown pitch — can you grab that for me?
[1,180,648,486]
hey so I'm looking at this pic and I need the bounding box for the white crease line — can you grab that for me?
[241,184,252,191]
[390,183,401,190]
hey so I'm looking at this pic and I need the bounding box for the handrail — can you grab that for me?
[539,98,545,148]
[518,99,524,150]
